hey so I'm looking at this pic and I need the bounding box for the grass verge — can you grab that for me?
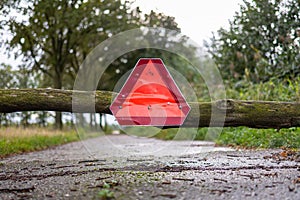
[216,127,300,149]
[0,127,80,157]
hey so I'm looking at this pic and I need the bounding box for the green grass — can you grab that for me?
[155,128,206,140]
[123,127,205,141]
[216,127,300,149]
[0,127,80,157]
[148,127,300,149]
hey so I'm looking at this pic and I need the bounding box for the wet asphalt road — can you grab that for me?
[0,135,299,200]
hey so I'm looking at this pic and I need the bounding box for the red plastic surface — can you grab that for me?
[110,58,190,126]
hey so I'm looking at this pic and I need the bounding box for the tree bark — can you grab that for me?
[0,88,299,129]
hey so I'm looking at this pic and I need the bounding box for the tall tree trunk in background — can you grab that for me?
[54,73,63,130]
[89,113,98,131]
[55,112,63,130]
[103,114,108,133]
[0,113,2,127]
[94,113,98,131]
[99,113,104,131]
[38,111,47,127]
[99,113,108,133]
[21,112,30,128]
[89,113,93,130]
[78,113,85,128]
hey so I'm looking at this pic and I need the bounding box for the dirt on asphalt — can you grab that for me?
[0,135,299,200]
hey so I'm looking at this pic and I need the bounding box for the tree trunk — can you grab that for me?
[55,112,63,130]
[38,111,47,127]
[99,113,104,131]
[0,89,299,129]
[54,74,63,130]
[89,113,94,130]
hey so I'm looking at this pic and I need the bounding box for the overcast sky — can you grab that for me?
[132,0,243,45]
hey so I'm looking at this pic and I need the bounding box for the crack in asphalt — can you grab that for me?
[155,164,300,172]
[1,162,299,181]
[0,167,117,181]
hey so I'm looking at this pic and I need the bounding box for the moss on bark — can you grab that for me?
[0,89,299,128]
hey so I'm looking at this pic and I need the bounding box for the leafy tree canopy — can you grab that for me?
[207,0,300,83]
[1,0,199,90]
[1,0,143,89]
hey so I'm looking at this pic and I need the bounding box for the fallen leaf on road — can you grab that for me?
[280,151,288,158]
[293,178,300,184]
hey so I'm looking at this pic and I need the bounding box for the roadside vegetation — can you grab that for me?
[0,127,80,157]
[204,0,300,149]
[154,127,300,149]
[217,127,300,149]
[154,77,300,149]
[218,77,300,148]
[0,126,105,157]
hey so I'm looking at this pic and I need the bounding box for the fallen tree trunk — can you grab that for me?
[0,89,299,129]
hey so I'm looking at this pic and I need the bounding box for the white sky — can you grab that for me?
[132,0,243,45]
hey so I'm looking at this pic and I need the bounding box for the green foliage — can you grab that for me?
[99,25,200,94]
[97,189,115,200]
[207,76,299,148]
[153,76,300,149]
[0,63,51,127]
[216,76,300,149]
[208,0,300,82]
[97,182,115,200]
[1,0,197,92]
[226,77,300,101]
[154,129,177,140]
[154,126,300,149]
[0,128,79,157]
[154,128,208,141]
[217,127,300,148]
[2,0,140,89]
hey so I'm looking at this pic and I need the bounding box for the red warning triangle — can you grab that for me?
[110,58,190,126]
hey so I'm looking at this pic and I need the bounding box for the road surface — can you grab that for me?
[0,135,299,199]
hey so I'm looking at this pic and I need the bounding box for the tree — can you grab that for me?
[0,63,36,127]
[207,0,300,82]
[99,10,200,91]
[1,1,201,129]
[1,0,142,129]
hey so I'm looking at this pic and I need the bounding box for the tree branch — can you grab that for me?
[0,89,299,129]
